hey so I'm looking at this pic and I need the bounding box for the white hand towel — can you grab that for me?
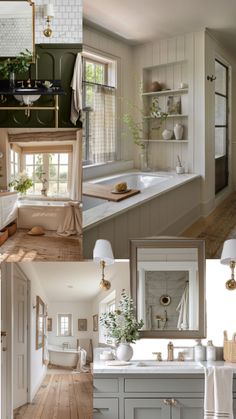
[70,53,82,125]
[176,282,189,330]
[204,366,233,419]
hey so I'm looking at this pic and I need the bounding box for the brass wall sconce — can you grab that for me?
[221,239,236,290]
[93,239,114,291]
[43,4,54,37]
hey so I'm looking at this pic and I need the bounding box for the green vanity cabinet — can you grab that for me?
[93,375,205,419]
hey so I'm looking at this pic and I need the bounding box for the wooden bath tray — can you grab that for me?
[83,182,140,202]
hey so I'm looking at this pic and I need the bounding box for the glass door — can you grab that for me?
[215,59,229,194]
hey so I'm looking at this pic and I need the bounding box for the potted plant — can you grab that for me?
[0,49,33,88]
[100,290,144,361]
[9,171,33,196]
[123,94,168,171]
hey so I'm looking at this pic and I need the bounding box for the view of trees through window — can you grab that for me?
[24,153,70,196]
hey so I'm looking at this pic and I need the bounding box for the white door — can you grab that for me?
[1,266,7,419]
[13,271,28,409]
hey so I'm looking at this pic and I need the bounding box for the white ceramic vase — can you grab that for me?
[174,123,184,140]
[116,343,133,362]
[162,129,173,140]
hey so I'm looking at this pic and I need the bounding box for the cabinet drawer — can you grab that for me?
[93,398,118,419]
[94,378,119,393]
[125,378,204,393]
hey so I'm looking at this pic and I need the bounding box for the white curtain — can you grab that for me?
[90,85,116,163]
[70,53,82,125]
[71,139,81,201]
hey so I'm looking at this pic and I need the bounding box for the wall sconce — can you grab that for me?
[43,4,54,38]
[93,239,114,291]
[221,239,236,290]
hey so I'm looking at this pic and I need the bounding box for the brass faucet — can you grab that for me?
[167,341,174,361]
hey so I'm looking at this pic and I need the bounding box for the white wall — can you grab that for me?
[27,268,48,401]
[91,260,130,347]
[47,301,93,349]
[93,259,236,360]
[0,129,9,190]
[35,0,82,44]
[83,25,134,163]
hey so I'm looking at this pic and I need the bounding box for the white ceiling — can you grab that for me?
[84,0,236,53]
[19,261,129,302]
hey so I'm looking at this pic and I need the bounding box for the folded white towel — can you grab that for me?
[204,366,233,419]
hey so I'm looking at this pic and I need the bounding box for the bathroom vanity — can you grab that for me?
[93,361,236,419]
[0,192,17,230]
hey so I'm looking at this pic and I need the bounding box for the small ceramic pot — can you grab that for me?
[162,129,173,140]
[150,81,162,92]
[116,343,133,362]
[174,123,184,140]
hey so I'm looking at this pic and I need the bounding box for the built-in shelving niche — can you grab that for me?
[142,60,190,170]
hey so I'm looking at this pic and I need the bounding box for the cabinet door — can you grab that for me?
[2,195,17,228]
[172,398,203,419]
[125,399,170,419]
[93,398,118,419]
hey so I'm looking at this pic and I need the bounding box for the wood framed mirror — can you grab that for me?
[36,296,45,350]
[0,0,35,61]
[130,237,206,339]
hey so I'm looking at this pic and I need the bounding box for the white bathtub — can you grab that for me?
[83,170,201,258]
[17,199,79,231]
[82,172,171,211]
[48,345,79,368]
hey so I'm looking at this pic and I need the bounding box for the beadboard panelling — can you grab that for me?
[35,0,82,44]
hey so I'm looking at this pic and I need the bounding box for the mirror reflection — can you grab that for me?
[0,1,35,58]
[137,247,199,331]
[130,238,206,339]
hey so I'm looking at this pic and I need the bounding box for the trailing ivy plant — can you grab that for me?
[0,49,33,79]
[100,290,144,344]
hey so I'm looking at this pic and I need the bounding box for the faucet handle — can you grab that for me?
[152,352,162,361]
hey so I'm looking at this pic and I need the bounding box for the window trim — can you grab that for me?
[57,313,73,337]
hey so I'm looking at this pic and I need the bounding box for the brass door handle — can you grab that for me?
[2,347,7,352]
[1,331,7,337]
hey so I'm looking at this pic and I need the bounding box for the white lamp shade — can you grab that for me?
[44,4,54,17]
[221,239,236,264]
[93,239,114,265]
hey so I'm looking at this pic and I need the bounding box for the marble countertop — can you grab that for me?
[93,360,236,375]
[83,171,200,229]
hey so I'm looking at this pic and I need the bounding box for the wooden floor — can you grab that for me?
[0,229,83,262]
[14,372,93,419]
[183,192,236,258]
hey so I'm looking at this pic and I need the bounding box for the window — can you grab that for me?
[10,148,20,181]
[82,55,116,165]
[23,152,71,196]
[99,291,116,343]
[57,314,72,337]
[215,59,229,194]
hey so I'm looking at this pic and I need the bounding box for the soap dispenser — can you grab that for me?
[194,339,206,361]
[206,340,216,361]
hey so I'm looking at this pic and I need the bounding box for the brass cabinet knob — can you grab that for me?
[170,399,178,406]
[163,399,171,405]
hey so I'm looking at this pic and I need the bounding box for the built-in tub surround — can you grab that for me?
[83,171,201,258]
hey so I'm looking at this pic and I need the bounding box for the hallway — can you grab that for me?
[14,372,93,419]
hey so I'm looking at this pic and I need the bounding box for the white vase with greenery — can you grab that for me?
[100,290,144,362]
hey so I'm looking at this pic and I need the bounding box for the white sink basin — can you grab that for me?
[135,361,203,369]
[14,94,41,105]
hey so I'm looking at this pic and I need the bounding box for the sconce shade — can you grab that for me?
[93,239,114,265]
[44,4,54,17]
[221,239,236,264]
